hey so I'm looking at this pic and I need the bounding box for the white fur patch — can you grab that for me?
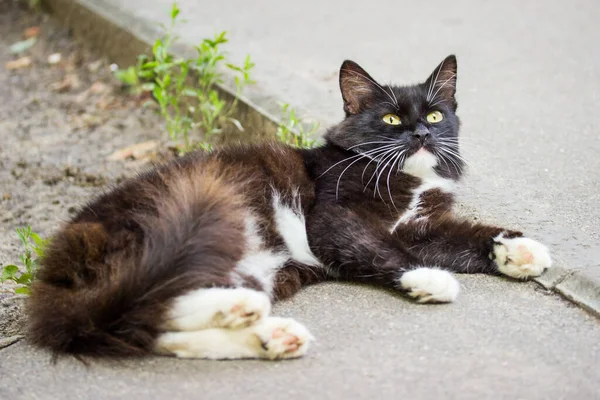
[492,234,552,279]
[162,287,271,331]
[402,150,439,179]
[272,191,321,266]
[399,267,460,303]
[233,212,288,294]
[155,316,313,360]
[235,251,288,294]
[230,190,321,296]
[390,150,454,232]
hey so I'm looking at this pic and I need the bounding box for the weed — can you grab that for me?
[276,103,319,148]
[1,227,48,295]
[28,0,40,10]
[115,2,254,153]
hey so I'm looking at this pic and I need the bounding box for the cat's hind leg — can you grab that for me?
[161,287,271,331]
[157,287,314,360]
[155,317,313,360]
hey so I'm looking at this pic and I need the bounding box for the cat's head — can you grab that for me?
[326,55,463,180]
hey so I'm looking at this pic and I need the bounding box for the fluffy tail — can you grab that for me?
[27,168,246,357]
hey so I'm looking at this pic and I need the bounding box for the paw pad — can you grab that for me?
[493,235,552,279]
[255,317,313,360]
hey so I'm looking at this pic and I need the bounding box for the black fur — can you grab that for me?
[28,55,524,358]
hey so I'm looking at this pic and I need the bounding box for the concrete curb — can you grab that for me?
[536,268,600,318]
[39,0,600,319]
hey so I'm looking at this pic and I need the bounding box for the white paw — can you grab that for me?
[164,287,271,331]
[252,317,314,360]
[214,291,271,329]
[399,267,460,303]
[492,235,552,279]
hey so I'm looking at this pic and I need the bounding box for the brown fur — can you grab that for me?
[28,143,314,357]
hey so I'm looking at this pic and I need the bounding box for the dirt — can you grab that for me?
[0,2,167,341]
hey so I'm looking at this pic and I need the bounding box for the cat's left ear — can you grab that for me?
[339,60,379,116]
[424,55,458,109]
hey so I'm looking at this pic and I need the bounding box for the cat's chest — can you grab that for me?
[390,177,454,232]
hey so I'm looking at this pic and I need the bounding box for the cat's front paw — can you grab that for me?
[399,267,460,303]
[491,234,552,279]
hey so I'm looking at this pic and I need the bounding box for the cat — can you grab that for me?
[27,55,552,361]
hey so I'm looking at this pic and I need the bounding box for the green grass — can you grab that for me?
[28,0,40,9]
[1,227,48,295]
[276,103,319,148]
[115,2,317,152]
[115,2,254,154]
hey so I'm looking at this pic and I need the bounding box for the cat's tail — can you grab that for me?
[27,168,247,358]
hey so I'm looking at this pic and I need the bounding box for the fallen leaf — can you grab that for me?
[50,73,80,92]
[24,26,40,38]
[10,37,37,54]
[5,57,32,70]
[47,53,62,64]
[96,95,126,110]
[108,141,160,161]
[89,81,109,94]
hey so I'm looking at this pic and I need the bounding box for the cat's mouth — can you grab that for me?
[407,142,436,157]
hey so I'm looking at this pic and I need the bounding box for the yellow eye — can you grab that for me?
[383,114,401,125]
[426,111,444,123]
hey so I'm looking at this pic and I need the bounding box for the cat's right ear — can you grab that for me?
[339,60,379,116]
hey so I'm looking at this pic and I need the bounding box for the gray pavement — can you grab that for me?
[80,0,600,309]
[1,279,599,399]
[2,0,600,398]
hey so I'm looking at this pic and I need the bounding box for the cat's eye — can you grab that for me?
[426,111,444,124]
[382,114,401,125]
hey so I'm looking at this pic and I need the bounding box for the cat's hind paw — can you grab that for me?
[163,287,271,331]
[492,234,552,279]
[253,317,314,360]
[399,267,460,303]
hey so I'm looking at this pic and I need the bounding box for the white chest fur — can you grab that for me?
[390,150,455,233]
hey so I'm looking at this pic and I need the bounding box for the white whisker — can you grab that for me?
[335,146,397,200]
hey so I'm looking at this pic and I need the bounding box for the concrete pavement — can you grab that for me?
[2,0,599,398]
[1,279,599,399]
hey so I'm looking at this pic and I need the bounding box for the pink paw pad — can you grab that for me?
[518,244,534,262]
[272,328,300,352]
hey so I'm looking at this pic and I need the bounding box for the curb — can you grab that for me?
[536,267,600,318]
[40,0,600,319]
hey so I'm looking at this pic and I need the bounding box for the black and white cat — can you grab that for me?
[28,55,551,360]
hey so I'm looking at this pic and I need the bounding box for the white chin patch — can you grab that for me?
[402,149,438,178]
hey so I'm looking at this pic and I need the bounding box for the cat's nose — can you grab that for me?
[413,130,430,143]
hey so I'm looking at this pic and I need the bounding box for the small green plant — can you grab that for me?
[1,227,48,295]
[28,0,40,10]
[276,103,319,148]
[115,2,254,153]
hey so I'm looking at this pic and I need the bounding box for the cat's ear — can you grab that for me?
[424,55,457,108]
[339,60,379,116]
